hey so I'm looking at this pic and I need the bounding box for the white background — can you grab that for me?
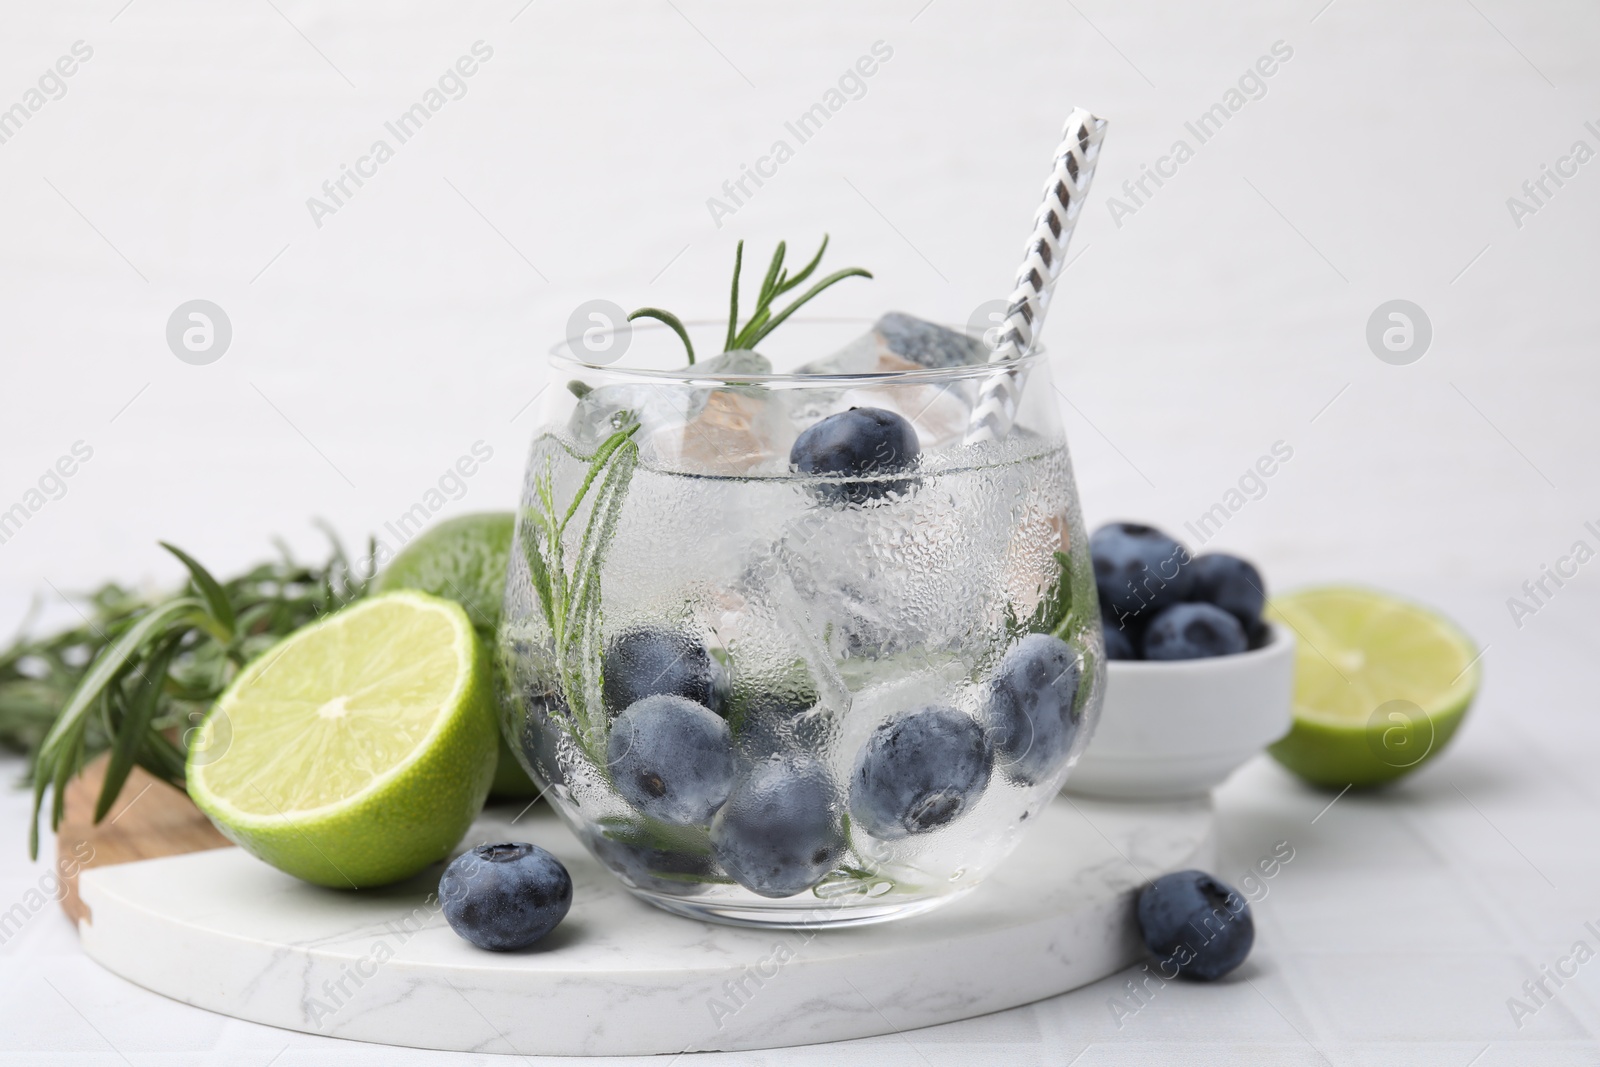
[2,0,1599,1063]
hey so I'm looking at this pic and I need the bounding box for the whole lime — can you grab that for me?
[375,512,515,636]
[375,512,541,800]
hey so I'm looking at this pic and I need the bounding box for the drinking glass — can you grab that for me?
[497,318,1104,928]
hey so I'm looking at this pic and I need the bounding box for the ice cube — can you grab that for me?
[773,487,1012,662]
[693,349,771,376]
[837,359,972,450]
[1001,504,1068,628]
[569,351,792,474]
[645,385,796,476]
[566,382,691,451]
[791,315,983,449]
[796,312,989,375]
[717,559,854,720]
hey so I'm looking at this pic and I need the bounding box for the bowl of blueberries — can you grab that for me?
[1063,522,1295,801]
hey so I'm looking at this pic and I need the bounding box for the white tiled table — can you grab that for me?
[3,0,1598,1062]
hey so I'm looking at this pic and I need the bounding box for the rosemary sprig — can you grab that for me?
[627,235,871,365]
[5,529,372,858]
[520,423,641,763]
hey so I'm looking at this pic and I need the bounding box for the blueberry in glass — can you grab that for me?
[850,705,994,839]
[711,756,845,898]
[988,633,1084,783]
[789,407,920,505]
[606,694,735,826]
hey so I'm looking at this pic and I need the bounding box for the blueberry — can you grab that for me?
[1102,619,1138,661]
[440,842,572,952]
[1142,602,1248,660]
[1188,553,1266,629]
[1089,523,1192,621]
[602,628,718,714]
[711,756,845,898]
[728,668,822,756]
[850,705,993,839]
[1137,870,1254,981]
[789,407,920,505]
[606,695,735,825]
[988,634,1084,784]
[734,705,835,773]
[519,683,569,787]
[589,834,714,897]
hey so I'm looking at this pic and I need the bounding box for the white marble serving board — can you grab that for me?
[75,795,1214,1056]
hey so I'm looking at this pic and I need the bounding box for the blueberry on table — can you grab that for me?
[607,695,735,825]
[1188,553,1266,630]
[1142,602,1248,661]
[1089,523,1192,620]
[1137,870,1254,981]
[988,633,1084,783]
[850,705,994,839]
[789,406,920,505]
[711,756,845,898]
[440,842,572,952]
[602,628,719,714]
[589,834,714,898]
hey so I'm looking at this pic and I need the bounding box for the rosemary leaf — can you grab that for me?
[627,307,696,366]
[724,240,744,354]
[758,240,787,308]
[159,542,237,641]
[740,267,874,350]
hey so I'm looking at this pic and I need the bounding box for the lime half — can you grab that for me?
[374,511,539,799]
[1266,586,1480,789]
[187,591,498,887]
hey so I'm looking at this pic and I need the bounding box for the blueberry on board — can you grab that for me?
[850,705,994,840]
[589,834,714,898]
[606,695,735,825]
[440,842,572,952]
[1102,620,1138,661]
[789,406,920,505]
[711,756,845,898]
[1188,553,1266,630]
[1089,523,1192,619]
[988,634,1084,784]
[1142,602,1248,661]
[602,628,718,714]
[1137,870,1254,981]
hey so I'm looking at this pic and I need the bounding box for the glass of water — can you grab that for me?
[497,316,1103,928]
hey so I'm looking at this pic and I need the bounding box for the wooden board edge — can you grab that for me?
[55,753,233,926]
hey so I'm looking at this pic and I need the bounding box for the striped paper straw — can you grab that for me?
[964,108,1108,445]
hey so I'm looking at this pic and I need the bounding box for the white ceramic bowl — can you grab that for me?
[1063,623,1296,800]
